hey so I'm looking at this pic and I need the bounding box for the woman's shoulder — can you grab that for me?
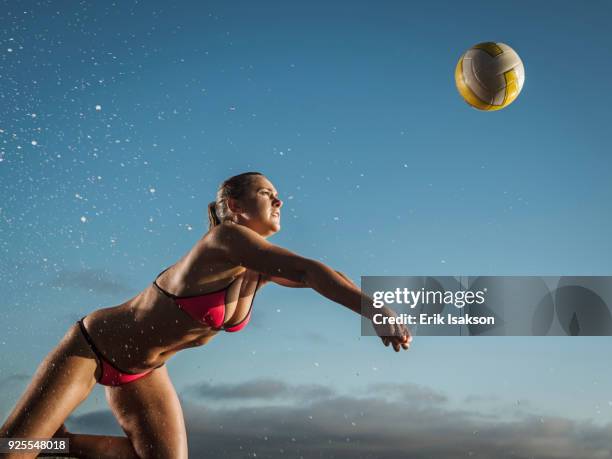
[197,226,275,285]
[189,227,237,268]
[205,221,259,244]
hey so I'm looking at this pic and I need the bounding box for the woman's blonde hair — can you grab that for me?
[207,172,264,230]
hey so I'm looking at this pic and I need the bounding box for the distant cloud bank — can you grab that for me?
[67,379,612,458]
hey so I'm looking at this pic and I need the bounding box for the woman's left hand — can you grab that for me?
[372,306,412,352]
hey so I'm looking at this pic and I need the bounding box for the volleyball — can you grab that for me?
[455,42,525,111]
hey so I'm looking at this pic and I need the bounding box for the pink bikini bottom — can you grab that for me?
[77,317,163,387]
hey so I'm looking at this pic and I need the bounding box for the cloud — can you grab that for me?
[67,410,124,436]
[184,379,334,402]
[49,269,133,295]
[464,394,502,403]
[365,382,448,405]
[67,379,612,459]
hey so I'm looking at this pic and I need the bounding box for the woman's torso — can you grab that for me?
[83,228,267,373]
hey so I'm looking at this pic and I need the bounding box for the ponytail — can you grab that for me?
[207,201,221,230]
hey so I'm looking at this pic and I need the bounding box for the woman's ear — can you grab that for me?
[227,197,242,214]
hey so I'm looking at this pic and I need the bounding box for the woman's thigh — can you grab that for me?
[105,365,188,459]
[0,322,99,454]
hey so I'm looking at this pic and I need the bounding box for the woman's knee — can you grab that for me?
[117,407,188,459]
[133,440,188,459]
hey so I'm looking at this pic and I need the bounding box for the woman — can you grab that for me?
[1,172,411,459]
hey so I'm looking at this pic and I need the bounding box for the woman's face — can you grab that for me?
[231,176,283,237]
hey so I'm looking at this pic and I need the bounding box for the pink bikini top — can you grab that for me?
[153,268,261,332]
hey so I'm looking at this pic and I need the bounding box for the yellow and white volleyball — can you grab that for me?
[455,42,525,111]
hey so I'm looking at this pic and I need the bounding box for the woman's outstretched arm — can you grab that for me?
[211,223,411,351]
[266,270,354,289]
[213,223,368,315]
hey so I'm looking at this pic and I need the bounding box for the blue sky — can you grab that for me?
[2,0,612,456]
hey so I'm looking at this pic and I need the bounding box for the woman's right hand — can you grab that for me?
[371,306,412,352]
